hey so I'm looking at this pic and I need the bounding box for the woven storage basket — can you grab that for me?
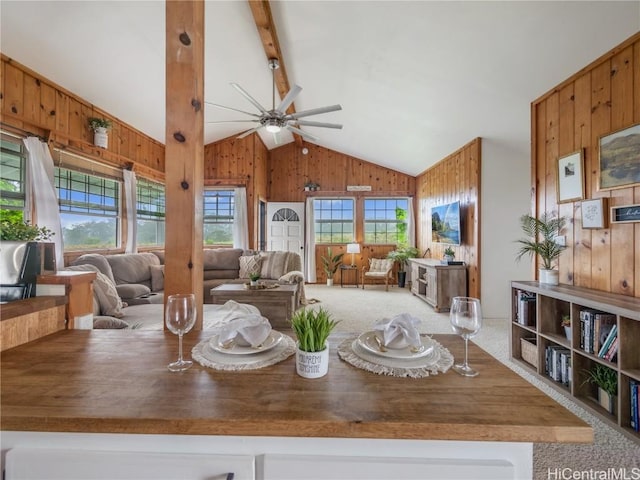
[520,337,538,369]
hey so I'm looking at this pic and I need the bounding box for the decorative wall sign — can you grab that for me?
[598,123,640,190]
[610,204,640,224]
[557,150,584,203]
[581,198,607,229]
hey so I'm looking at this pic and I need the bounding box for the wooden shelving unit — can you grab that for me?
[510,281,640,443]
[409,259,467,312]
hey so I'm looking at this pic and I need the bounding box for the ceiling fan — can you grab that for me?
[206,58,342,143]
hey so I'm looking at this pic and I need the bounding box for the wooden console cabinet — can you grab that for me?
[510,281,640,444]
[36,271,96,329]
[408,259,467,312]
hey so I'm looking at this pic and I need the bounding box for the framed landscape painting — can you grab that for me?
[557,150,584,203]
[598,123,640,190]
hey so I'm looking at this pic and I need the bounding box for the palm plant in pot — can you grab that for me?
[515,212,567,285]
[386,245,419,288]
[291,307,339,378]
[321,247,344,286]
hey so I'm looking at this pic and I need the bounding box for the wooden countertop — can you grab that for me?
[0,331,592,444]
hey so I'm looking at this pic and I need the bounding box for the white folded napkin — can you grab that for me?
[212,301,272,348]
[373,313,422,350]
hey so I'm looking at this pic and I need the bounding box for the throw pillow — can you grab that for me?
[93,271,125,318]
[115,283,151,299]
[260,251,290,279]
[93,317,129,329]
[239,255,262,279]
[150,264,165,291]
[369,258,393,272]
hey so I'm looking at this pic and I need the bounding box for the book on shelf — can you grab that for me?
[545,345,570,384]
[579,309,616,355]
[631,381,639,432]
[604,337,619,362]
[598,324,618,358]
[516,290,536,327]
[593,313,616,354]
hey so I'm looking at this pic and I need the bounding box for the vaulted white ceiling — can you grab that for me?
[1,1,638,175]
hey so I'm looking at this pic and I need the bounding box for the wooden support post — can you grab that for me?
[165,1,205,329]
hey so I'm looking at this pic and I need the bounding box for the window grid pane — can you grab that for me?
[137,178,165,246]
[314,198,355,244]
[203,189,234,245]
[0,137,26,211]
[363,198,409,244]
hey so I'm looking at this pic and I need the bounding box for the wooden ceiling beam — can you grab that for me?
[248,0,303,146]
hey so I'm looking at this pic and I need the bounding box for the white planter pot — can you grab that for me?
[296,345,329,378]
[93,127,108,149]
[598,388,616,415]
[0,241,28,284]
[539,268,559,285]
[326,278,334,287]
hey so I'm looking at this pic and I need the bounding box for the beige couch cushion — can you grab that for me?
[203,248,243,270]
[260,251,291,279]
[71,254,115,284]
[106,253,160,287]
[239,255,262,278]
[150,265,165,291]
[65,264,124,318]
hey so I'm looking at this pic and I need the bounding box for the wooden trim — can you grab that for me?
[0,296,66,322]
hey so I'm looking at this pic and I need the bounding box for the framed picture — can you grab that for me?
[610,204,640,224]
[598,123,640,190]
[581,198,607,229]
[557,150,584,203]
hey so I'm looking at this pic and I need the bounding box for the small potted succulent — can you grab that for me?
[582,364,618,414]
[88,117,112,149]
[249,273,261,287]
[443,246,455,263]
[291,307,339,379]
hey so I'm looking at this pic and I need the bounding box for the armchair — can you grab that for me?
[362,258,394,291]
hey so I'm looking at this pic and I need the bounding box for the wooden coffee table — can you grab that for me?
[210,283,297,329]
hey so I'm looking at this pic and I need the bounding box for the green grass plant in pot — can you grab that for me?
[582,364,618,414]
[515,212,567,285]
[321,247,344,286]
[386,245,419,288]
[291,307,339,378]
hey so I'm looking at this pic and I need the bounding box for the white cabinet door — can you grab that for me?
[5,448,254,480]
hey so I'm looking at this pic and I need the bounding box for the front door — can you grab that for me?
[266,202,305,266]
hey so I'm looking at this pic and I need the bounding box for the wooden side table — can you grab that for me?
[37,271,96,329]
[340,265,359,288]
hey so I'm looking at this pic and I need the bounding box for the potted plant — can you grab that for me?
[515,212,567,285]
[249,273,261,287]
[291,307,339,378]
[443,246,455,263]
[386,245,419,288]
[88,117,112,149]
[304,181,320,192]
[321,247,344,286]
[582,364,618,414]
[561,315,571,340]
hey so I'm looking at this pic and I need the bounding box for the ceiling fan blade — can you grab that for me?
[231,83,269,114]
[276,84,302,113]
[204,102,261,118]
[206,120,260,124]
[286,104,342,120]
[289,120,343,129]
[236,126,262,139]
[286,125,318,142]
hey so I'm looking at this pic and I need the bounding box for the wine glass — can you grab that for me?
[166,293,197,372]
[450,296,482,377]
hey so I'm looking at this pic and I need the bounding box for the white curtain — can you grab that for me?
[123,169,137,253]
[233,187,249,249]
[407,197,416,247]
[304,198,317,282]
[23,137,64,268]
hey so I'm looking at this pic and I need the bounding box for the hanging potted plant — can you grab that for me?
[515,212,567,285]
[321,247,344,286]
[291,307,339,379]
[88,117,112,149]
[386,245,419,288]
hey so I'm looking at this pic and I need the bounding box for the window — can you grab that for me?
[314,198,354,243]
[0,134,27,222]
[55,167,120,250]
[203,189,234,245]
[364,198,409,244]
[136,178,165,247]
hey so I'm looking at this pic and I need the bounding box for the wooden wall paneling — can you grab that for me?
[67,97,83,141]
[55,89,69,134]
[545,93,559,215]
[39,82,56,130]
[572,72,593,289]
[0,57,4,115]
[635,42,640,297]
[589,61,612,292]
[23,73,39,124]
[558,83,576,285]
[4,62,23,119]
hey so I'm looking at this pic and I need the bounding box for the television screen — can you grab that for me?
[431,201,461,245]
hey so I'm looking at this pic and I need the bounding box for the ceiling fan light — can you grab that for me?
[265,124,281,133]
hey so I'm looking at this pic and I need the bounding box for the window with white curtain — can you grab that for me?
[203,189,234,245]
[0,134,28,223]
[363,197,410,244]
[54,167,121,250]
[136,178,165,247]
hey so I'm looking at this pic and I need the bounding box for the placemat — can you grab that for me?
[192,332,296,371]
[337,335,454,378]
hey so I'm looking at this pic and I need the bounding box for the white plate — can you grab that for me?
[210,330,283,355]
[356,331,434,359]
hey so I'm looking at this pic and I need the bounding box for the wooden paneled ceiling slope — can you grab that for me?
[0,1,638,175]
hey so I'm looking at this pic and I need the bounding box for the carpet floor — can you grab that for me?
[303,283,640,479]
